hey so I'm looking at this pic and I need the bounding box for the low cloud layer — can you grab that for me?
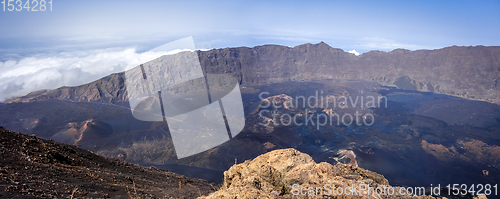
[0,48,177,102]
[346,50,360,56]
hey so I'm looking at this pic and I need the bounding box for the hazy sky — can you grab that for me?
[0,0,499,101]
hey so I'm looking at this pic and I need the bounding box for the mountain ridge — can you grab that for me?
[6,43,500,105]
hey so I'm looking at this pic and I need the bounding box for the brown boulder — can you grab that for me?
[200,148,448,199]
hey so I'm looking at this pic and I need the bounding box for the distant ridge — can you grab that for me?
[7,43,500,104]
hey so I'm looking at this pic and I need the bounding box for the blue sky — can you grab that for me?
[0,0,499,100]
[1,0,499,57]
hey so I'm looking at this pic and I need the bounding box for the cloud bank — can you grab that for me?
[0,48,186,102]
[346,50,360,56]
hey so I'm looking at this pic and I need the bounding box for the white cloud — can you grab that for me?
[346,49,360,56]
[0,48,190,102]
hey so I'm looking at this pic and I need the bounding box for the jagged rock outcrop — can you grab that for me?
[199,148,488,199]
[6,43,500,104]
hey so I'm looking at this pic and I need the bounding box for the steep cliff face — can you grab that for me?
[198,43,500,104]
[6,43,500,104]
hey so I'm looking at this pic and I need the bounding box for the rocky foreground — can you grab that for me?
[0,127,216,198]
[200,148,488,199]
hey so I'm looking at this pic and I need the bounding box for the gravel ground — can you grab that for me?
[0,126,217,198]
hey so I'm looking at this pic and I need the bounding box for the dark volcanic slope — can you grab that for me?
[7,43,500,104]
[0,127,216,198]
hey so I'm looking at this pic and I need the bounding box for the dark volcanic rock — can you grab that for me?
[6,43,500,104]
[0,126,216,198]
